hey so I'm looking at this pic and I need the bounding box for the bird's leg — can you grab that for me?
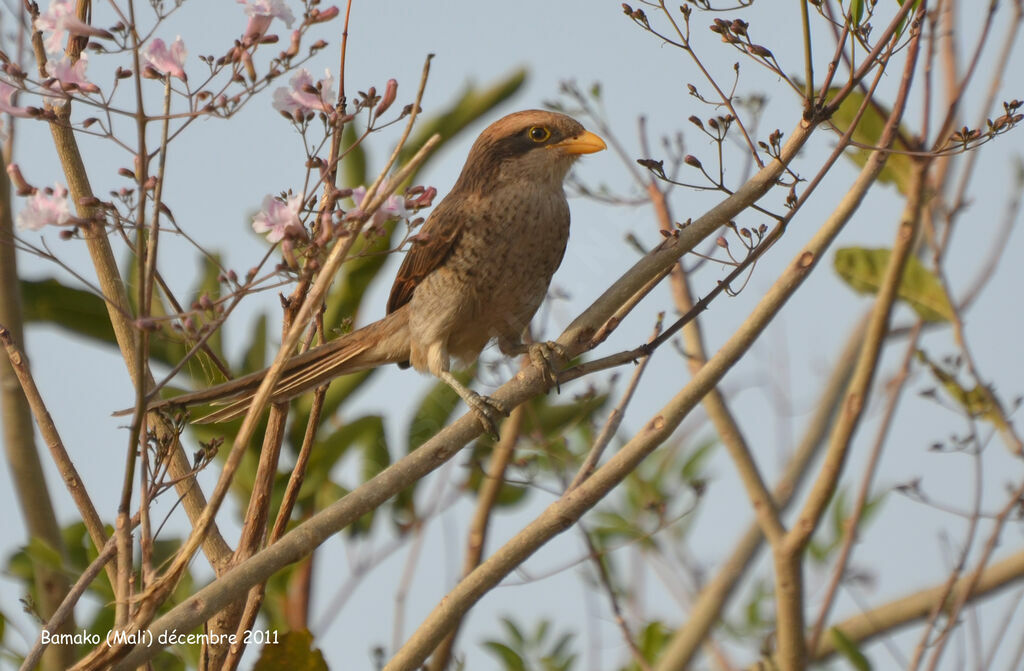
[500,337,567,392]
[422,342,506,437]
[438,370,507,438]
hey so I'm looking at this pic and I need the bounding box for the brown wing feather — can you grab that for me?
[387,202,463,313]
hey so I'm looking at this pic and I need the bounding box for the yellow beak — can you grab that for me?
[552,130,607,155]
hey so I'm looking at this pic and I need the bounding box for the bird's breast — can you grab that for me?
[454,188,570,300]
[408,186,571,359]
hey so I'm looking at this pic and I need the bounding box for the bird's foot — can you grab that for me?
[527,341,567,392]
[466,391,508,439]
[439,370,508,438]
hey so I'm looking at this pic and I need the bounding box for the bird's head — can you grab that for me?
[453,110,606,194]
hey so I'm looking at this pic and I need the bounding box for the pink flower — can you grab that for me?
[0,81,31,118]
[143,37,187,81]
[252,193,303,242]
[17,183,72,230]
[34,0,113,55]
[45,53,100,93]
[272,69,335,118]
[351,185,409,229]
[239,0,296,40]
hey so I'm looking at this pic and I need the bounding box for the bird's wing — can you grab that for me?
[387,203,462,313]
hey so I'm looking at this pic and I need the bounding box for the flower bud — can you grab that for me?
[309,6,340,23]
[375,78,398,116]
[6,163,34,195]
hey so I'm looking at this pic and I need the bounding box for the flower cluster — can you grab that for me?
[142,37,188,82]
[15,184,73,231]
[272,69,336,119]
[239,0,296,41]
[252,193,305,243]
[250,183,435,246]
[24,0,306,93]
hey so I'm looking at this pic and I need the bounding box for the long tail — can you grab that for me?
[150,308,410,423]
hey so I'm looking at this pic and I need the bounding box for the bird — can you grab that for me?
[150,109,606,432]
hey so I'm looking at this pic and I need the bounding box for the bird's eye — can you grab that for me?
[528,126,551,143]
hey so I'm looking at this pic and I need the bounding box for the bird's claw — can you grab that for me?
[466,391,507,439]
[528,341,566,393]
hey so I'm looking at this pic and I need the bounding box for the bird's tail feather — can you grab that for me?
[150,309,410,424]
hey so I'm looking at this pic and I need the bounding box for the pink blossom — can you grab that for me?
[0,81,32,118]
[45,53,100,94]
[239,0,296,40]
[17,183,72,230]
[143,37,187,81]
[34,0,113,55]
[252,193,304,242]
[272,69,335,118]
[351,185,409,229]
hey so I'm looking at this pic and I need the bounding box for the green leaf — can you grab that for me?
[743,579,774,630]
[124,252,206,372]
[896,0,923,39]
[833,247,954,322]
[592,511,658,553]
[637,621,671,660]
[313,481,350,519]
[501,617,526,648]
[828,89,915,194]
[464,461,529,508]
[524,393,607,436]
[252,630,328,671]
[408,371,470,451]
[299,369,375,433]
[392,370,472,524]
[321,235,392,347]
[916,350,1019,453]
[21,279,114,345]
[301,415,386,499]
[19,537,65,573]
[483,641,526,671]
[849,0,864,25]
[241,313,269,373]
[340,122,368,190]
[533,619,550,646]
[187,253,227,362]
[831,487,850,545]
[548,631,574,660]
[830,627,872,671]
[680,438,717,482]
[359,416,390,482]
[297,414,387,535]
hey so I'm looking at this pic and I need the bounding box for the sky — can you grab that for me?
[2,1,1024,669]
